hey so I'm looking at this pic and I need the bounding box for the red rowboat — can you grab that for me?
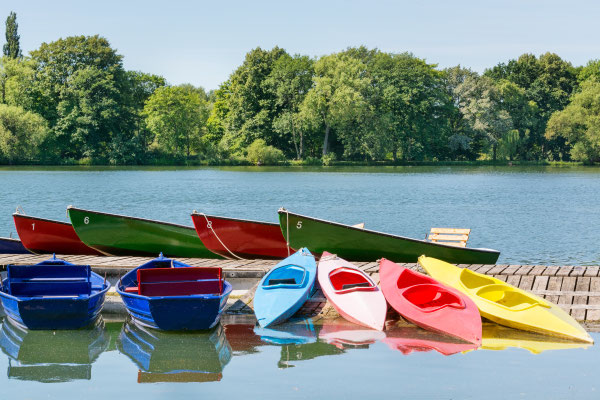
[13,212,102,255]
[191,212,289,259]
[379,258,482,345]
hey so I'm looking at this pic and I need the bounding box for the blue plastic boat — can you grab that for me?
[116,254,232,331]
[117,321,232,382]
[0,256,110,330]
[253,248,317,327]
[0,237,30,254]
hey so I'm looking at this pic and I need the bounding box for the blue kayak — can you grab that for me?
[116,254,232,331]
[0,256,110,330]
[253,248,317,327]
[0,237,30,254]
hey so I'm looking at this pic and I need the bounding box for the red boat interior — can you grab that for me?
[329,267,375,293]
[125,267,223,296]
[401,284,464,312]
[395,269,436,289]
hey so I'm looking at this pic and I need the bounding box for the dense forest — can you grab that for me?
[1,12,600,165]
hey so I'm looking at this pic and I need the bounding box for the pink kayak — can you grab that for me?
[317,252,387,330]
[379,258,482,345]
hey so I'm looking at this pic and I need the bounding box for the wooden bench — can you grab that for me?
[428,228,471,247]
[129,267,223,297]
[7,264,92,296]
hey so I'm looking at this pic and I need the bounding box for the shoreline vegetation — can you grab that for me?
[2,13,600,167]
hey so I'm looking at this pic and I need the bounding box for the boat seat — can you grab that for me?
[341,282,371,290]
[124,286,139,293]
[7,264,92,296]
[137,267,223,297]
[428,228,470,247]
[268,278,296,285]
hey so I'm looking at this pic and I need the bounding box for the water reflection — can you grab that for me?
[254,318,317,345]
[382,320,479,356]
[479,323,592,354]
[0,317,109,382]
[117,321,232,383]
[319,318,386,349]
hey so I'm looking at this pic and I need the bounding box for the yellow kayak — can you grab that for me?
[418,256,593,343]
[479,324,591,354]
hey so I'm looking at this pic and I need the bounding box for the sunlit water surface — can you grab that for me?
[1,165,599,264]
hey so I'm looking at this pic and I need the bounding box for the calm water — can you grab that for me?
[0,315,597,399]
[1,165,599,264]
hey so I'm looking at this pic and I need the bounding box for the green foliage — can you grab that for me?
[546,80,600,162]
[143,85,209,159]
[3,12,21,59]
[246,138,284,165]
[0,104,48,163]
[578,60,600,83]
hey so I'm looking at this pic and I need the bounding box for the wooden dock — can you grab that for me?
[2,254,600,324]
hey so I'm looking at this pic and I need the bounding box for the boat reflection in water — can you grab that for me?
[318,318,386,350]
[254,318,343,368]
[118,321,232,383]
[382,320,479,356]
[478,323,592,354]
[0,317,109,382]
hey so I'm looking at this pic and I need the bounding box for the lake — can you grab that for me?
[0,315,597,399]
[1,165,599,265]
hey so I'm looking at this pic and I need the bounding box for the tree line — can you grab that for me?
[1,12,600,165]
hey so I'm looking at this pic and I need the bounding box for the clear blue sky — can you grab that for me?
[2,0,599,90]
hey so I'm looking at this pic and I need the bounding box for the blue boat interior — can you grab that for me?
[263,265,307,289]
[5,264,98,297]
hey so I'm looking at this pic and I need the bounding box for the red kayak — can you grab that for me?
[379,258,482,345]
[13,213,103,255]
[191,212,289,259]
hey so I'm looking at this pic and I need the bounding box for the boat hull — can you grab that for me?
[117,257,232,331]
[278,209,500,264]
[191,213,289,259]
[419,256,593,343]
[67,206,219,258]
[13,214,102,255]
[317,253,387,330]
[380,258,481,344]
[253,248,317,327]
[0,237,29,254]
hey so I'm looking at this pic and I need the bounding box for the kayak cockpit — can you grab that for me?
[401,284,465,312]
[396,268,435,289]
[460,268,496,289]
[476,285,550,311]
[262,265,307,289]
[329,267,376,294]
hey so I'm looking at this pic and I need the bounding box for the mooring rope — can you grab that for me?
[284,208,291,256]
[197,212,246,260]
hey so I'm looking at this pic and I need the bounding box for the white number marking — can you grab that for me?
[296,221,302,229]
[84,216,90,225]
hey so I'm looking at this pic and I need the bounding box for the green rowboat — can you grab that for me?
[67,206,221,259]
[278,208,500,264]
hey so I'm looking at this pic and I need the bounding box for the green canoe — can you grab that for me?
[278,208,500,264]
[67,206,221,259]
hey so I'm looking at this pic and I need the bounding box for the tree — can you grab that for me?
[299,51,371,157]
[451,70,513,160]
[266,54,314,159]
[3,12,22,59]
[485,53,577,159]
[546,80,600,162]
[578,60,600,83]
[221,47,288,152]
[371,52,448,161]
[0,104,48,163]
[246,138,284,165]
[0,56,35,107]
[143,85,209,159]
